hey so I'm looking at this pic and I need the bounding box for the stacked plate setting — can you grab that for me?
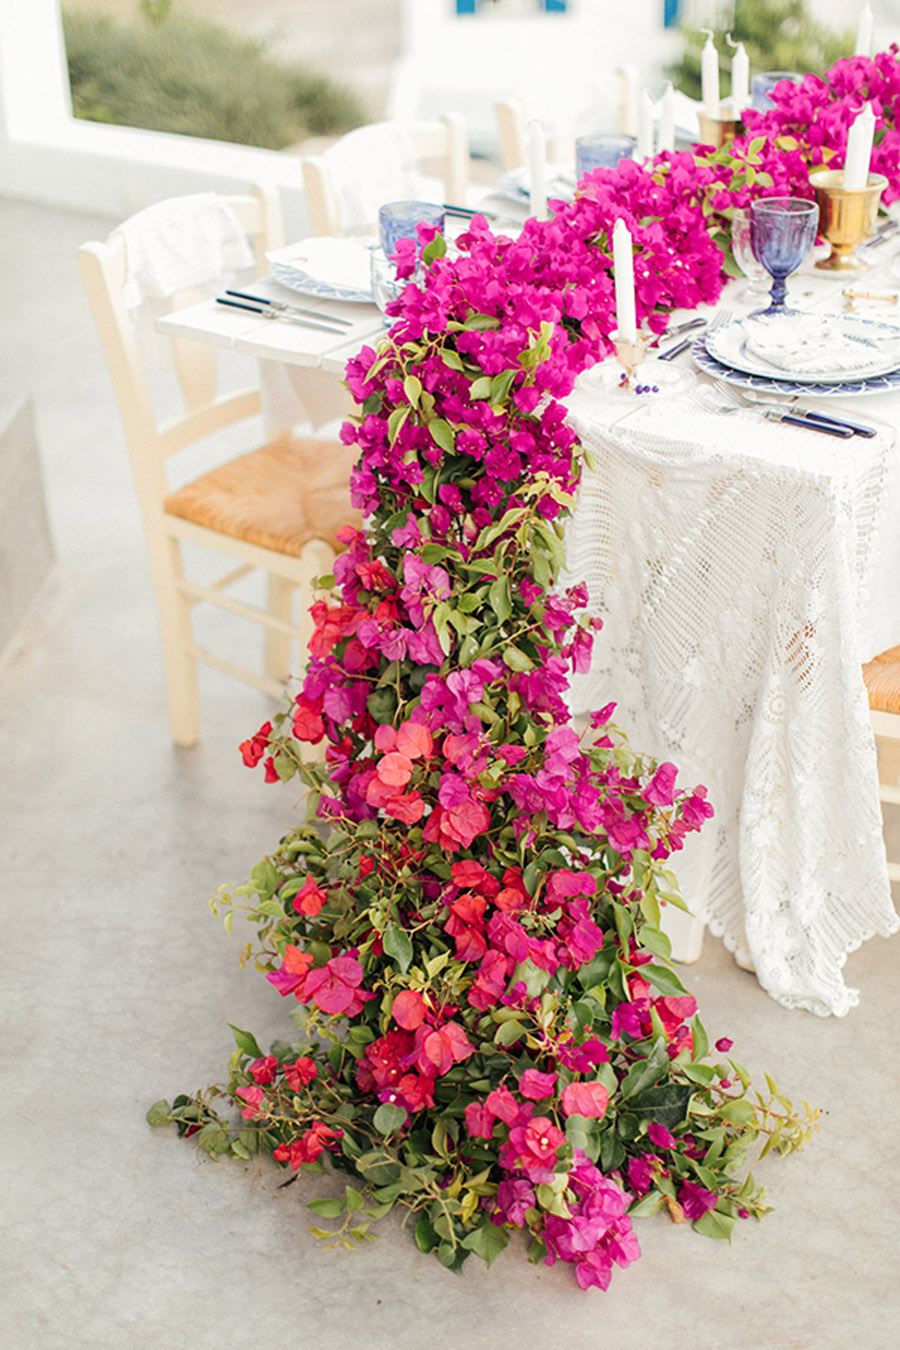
[692,311,900,397]
[266,237,375,304]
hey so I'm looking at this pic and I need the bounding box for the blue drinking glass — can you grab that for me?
[751,71,803,112]
[575,134,636,178]
[749,196,819,316]
[378,201,445,260]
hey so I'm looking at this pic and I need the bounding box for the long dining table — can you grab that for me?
[158,234,900,1015]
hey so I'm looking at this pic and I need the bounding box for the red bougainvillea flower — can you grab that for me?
[392,989,427,1030]
[519,1068,558,1100]
[374,751,415,790]
[304,955,374,1017]
[284,1057,318,1091]
[239,721,272,768]
[273,1121,344,1170]
[383,1071,435,1114]
[266,945,314,999]
[715,1037,734,1053]
[464,1100,496,1139]
[291,696,325,744]
[561,1081,610,1120]
[248,1056,278,1086]
[417,1021,474,1077]
[292,878,328,917]
[235,1086,266,1120]
[450,859,501,895]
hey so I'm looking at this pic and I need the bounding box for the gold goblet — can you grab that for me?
[611,330,649,391]
[698,101,741,150]
[810,169,888,272]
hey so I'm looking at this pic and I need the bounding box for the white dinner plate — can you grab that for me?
[266,237,375,304]
[706,311,900,384]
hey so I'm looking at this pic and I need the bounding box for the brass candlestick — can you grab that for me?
[810,169,888,272]
[698,101,741,150]
[612,330,649,390]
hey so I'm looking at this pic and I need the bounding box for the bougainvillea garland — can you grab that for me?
[145,49,899,1292]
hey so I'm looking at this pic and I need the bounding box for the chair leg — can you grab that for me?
[265,574,295,683]
[152,534,201,747]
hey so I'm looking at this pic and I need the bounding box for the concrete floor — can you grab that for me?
[2,198,899,1350]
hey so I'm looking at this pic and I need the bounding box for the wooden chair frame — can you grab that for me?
[495,96,528,171]
[302,115,469,236]
[493,97,574,173]
[872,708,900,883]
[78,186,335,747]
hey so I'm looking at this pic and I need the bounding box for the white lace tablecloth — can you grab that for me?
[563,386,900,1016]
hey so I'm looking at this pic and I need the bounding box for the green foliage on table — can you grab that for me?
[62,6,365,150]
[670,0,851,102]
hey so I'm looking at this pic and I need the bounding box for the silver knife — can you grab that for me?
[764,409,853,438]
[796,408,877,438]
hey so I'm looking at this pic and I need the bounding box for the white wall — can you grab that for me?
[0,0,309,226]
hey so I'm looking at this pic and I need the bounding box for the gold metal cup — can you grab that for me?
[612,331,649,390]
[810,169,888,272]
[698,102,741,150]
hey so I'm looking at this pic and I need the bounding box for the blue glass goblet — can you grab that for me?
[749,196,819,316]
[751,71,803,112]
[378,201,445,260]
[575,134,636,178]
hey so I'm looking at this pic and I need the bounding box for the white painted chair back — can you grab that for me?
[495,96,528,171]
[303,116,469,236]
[78,187,281,478]
[493,96,575,171]
[77,187,340,746]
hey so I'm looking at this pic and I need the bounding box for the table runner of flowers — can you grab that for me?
[148,52,899,1291]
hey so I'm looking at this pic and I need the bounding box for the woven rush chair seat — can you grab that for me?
[164,433,362,556]
[863,645,900,715]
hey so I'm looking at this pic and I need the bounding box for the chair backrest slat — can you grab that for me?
[303,116,470,236]
[78,187,280,516]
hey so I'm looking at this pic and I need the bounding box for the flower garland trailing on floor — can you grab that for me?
[147,50,899,1292]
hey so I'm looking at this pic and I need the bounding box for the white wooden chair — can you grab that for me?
[863,645,900,882]
[495,96,528,171]
[493,96,575,172]
[78,188,360,747]
[302,116,469,236]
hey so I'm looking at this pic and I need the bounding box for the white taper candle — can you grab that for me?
[613,218,637,343]
[843,101,875,190]
[701,34,720,120]
[637,91,655,159]
[855,3,874,57]
[617,65,640,137]
[526,118,549,221]
[731,42,750,116]
[658,82,675,153]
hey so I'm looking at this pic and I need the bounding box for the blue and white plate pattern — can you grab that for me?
[267,237,375,304]
[692,332,900,398]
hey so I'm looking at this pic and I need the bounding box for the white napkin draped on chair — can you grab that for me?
[111,193,255,307]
